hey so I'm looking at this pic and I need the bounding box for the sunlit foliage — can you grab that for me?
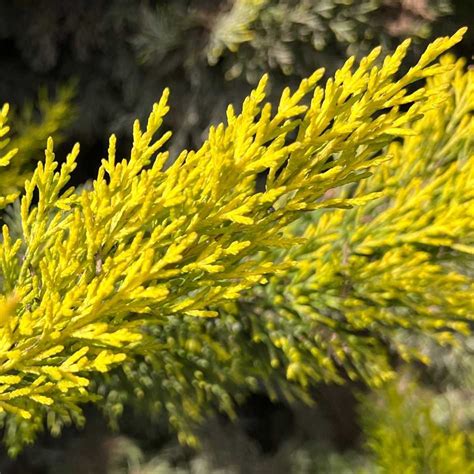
[0,29,470,455]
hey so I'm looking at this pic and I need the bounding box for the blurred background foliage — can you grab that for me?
[0,0,472,165]
[0,85,75,197]
[0,0,473,472]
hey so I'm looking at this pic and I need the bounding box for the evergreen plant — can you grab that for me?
[0,28,472,458]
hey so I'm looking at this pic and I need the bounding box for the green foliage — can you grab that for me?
[208,0,453,82]
[360,373,474,473]
[0,29,471,456]
[95,39,473,453]
[76,369,474,473]
[243,54,474,388]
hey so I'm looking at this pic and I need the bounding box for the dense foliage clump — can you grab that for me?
[0,29,472,458]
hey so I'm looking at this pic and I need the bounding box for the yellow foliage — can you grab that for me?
[254,54,473,388]
[0,29,470,454]
[360,373,474,473]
